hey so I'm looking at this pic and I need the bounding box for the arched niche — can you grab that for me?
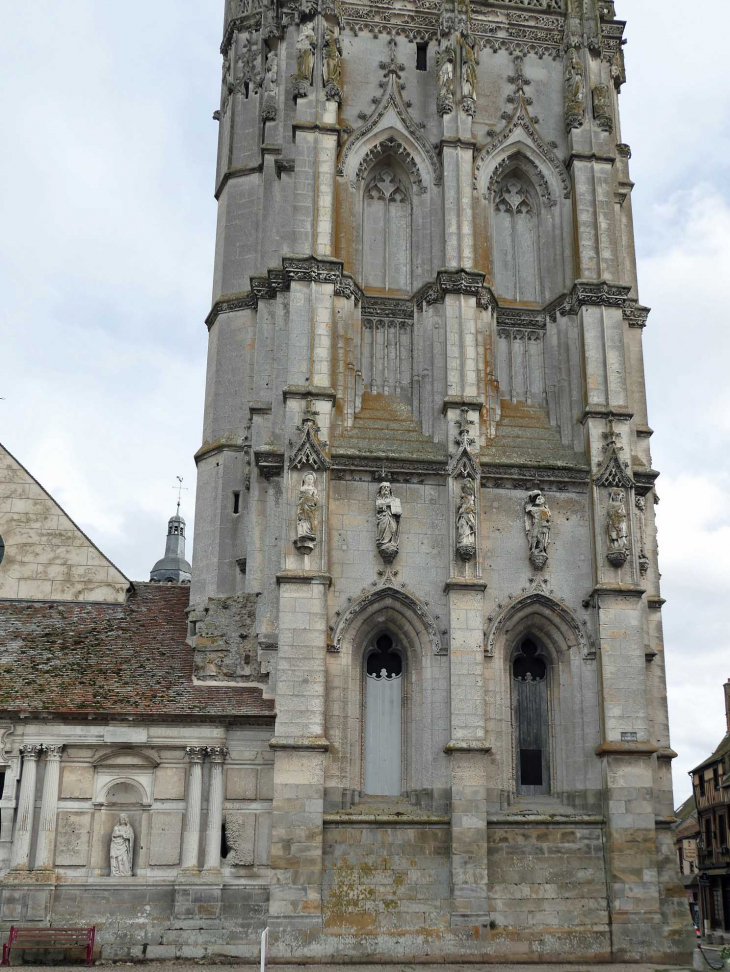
[326,586,446,800]
[487,592,599,803]
[101,777,147,807]
[475,136,573,307]
[337,123,438,293]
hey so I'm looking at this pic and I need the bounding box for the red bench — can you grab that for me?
[1,925,95,966]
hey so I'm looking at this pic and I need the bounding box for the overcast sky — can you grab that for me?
[1,2,728,804]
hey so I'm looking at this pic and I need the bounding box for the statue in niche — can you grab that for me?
[524,490,552,571]
[261,50,278,120]
[456,478,477,561]
[294,472,319,554]
[459,33,478,115]
[109,813,134,877]
[563,48,585,131]
[292,21,316,96]
[322,25,343,101]
[376,482,402,564]
[436,44,455,116]
[635,495,649,576]
[606,488,629,567]
[592,83,613,133]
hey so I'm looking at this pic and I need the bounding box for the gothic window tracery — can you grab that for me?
[363,163,412,293]
[494,172,540,303]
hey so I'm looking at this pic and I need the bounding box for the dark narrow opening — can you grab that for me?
[221,820,229,859]
[719,813,727,849]
[366,633,402,677]
[714,765,720,790]
[705,817,713,849]
[233,491,241,514]
[699,774,706,798]
[416,42,427,71]
[0,770,5,801]
[520,749,543,786]
[244,79,250,99]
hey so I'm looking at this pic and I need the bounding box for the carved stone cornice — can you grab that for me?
[330,455,447,476]
[480,461,590,492]
[361,297,414,321]
[215,162,266,200]
[623,300,651,328]
[496,307,546,330]
[414,269,494,310]
[634,467,659,495]
[559,280,632,316]
[206,259,365,328]
[254,448,285,479]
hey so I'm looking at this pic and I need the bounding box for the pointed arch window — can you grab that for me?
[363,165,412,293]
[494,173,540,303]
[512,638,550,795]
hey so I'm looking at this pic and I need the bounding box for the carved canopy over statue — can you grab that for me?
[524,489,552,570]
[110,813,134,877]
[376,482,402,564]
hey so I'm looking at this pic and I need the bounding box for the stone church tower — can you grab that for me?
[187,0,693,961]
[0,0,693,964]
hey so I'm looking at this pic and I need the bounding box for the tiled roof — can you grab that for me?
[691,732,730,775]
[0,584,274,718]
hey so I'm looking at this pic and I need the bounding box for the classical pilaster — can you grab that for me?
[10,744,42,871]
[181,746,206,870]
[34,744,63,871]
[203,746,228,871]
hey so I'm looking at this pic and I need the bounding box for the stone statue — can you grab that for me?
[436,45,454,116]
[261,50,278,120]
[459,34,478,114]
[564,48,585,131]
[592,83,613,133]
[376,482,402,564]
[635,495,649,576]
[293,21,316,94]
[110,813,134,877]
[606,488,629,567]
[456,479,477,561]
[524,489,551,570]
[322,25,343,101]
[294,472,318,554]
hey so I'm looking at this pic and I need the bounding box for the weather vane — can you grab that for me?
[172,475,188,513]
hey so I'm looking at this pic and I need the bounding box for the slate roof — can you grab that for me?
[0,584,274,719]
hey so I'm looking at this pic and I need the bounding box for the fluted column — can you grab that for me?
[34,744,63,870]
[181,746,206,870]
[10,744,42,871]
[203,746,228,871]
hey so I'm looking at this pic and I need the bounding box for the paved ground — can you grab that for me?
[8,963,696,971]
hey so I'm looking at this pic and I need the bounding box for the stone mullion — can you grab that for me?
[10,744,42,871]
[34,744,63,871]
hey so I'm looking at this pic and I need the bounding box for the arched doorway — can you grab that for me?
[363,633,403,796]
[512,638,550,796]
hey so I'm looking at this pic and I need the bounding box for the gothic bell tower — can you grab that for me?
[190,0,693,962]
